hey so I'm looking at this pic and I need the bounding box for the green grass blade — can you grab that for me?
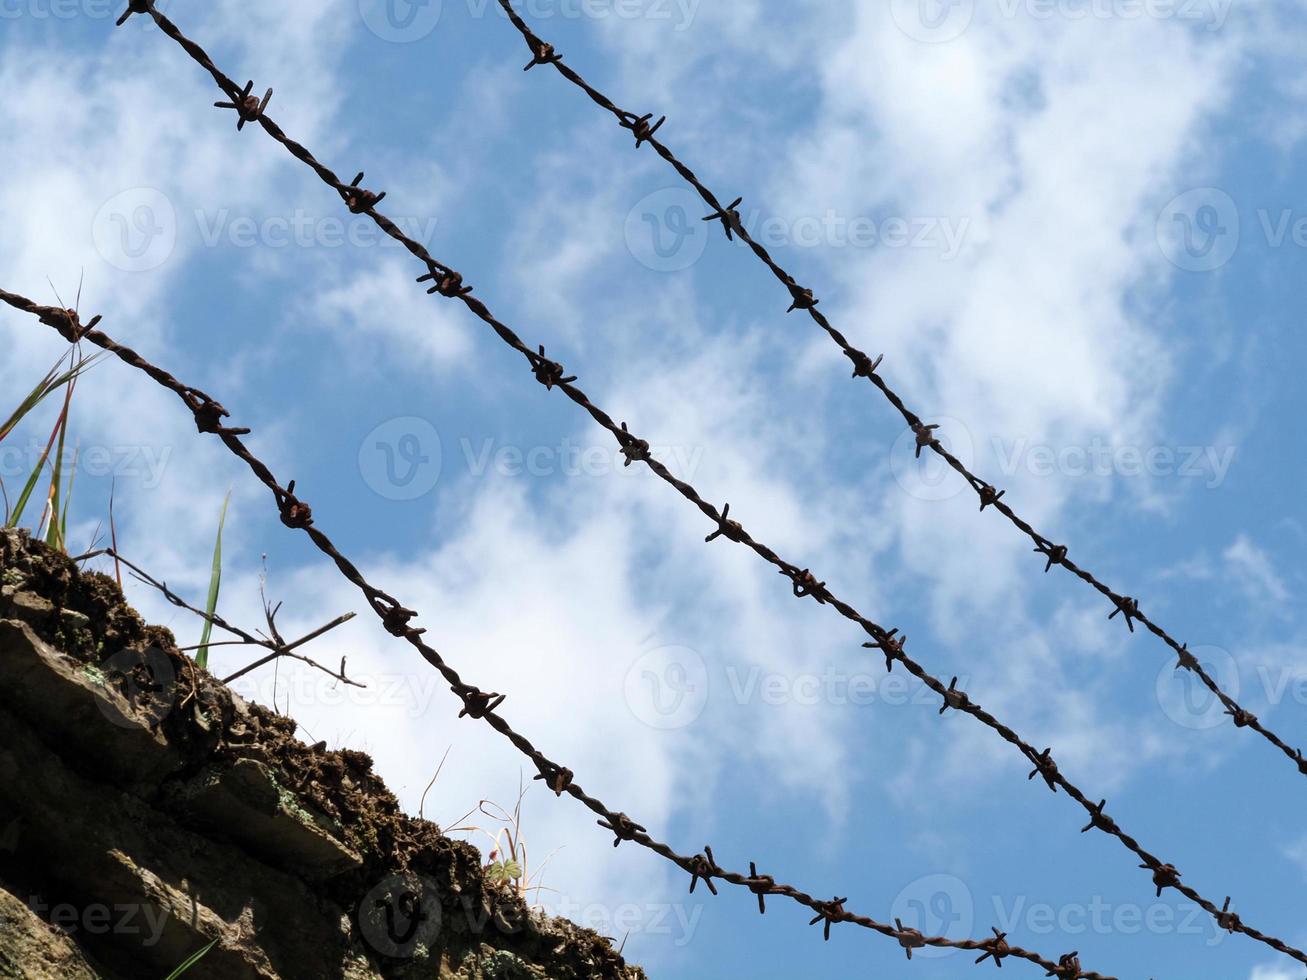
[45,415,70,551]
[58,443,79,551]
[163,939,217,980]
[7,352,84,531]
[7,450,51,530]
[195,490,231,671]
[0,360,63,445]
[0,349,105,445]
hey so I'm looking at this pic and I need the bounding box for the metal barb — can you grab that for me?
[687,847,720,896]
[214,80,272,131]
[597,812,646,847]
[458,687,506,719]
[809,897,847,942]
[1027,747,1059,793]
[895,918,927,960]
[343,171,385,214]
[976,928,1011,968]
[1107,595,1139,632]
[702,196,744,240]
[115,0,151,28]
[705,503,745,544]
[746,862,774,915]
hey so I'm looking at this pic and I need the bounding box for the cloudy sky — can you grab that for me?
[2,0,1306,977]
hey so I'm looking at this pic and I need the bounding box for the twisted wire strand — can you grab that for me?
[490,0,1307,780]
[84,3,1307,970]
[2,286,1111,979]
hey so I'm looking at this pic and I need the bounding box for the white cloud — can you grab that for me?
[312,262,472,374]
[1224,533,1290,605]
[1251,965,1301,980]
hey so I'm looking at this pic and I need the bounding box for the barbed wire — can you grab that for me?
[1,287,1113,980]
[489,0,1307,781]
[86,3,1305,970]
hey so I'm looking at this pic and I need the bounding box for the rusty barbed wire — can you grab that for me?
[93,4,1307,969]
[490,0,1307,783]
[1,288,1112,980]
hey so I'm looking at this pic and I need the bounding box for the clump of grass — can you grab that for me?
[441,768,559,905]
[1,346,104,547]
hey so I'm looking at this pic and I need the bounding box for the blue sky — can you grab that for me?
[2,1,1306,977]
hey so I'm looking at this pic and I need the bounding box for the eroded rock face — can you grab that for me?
[0,887,99,980]
[0,529,645,980]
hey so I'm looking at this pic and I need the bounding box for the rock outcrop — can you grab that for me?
[0,528,644,980]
